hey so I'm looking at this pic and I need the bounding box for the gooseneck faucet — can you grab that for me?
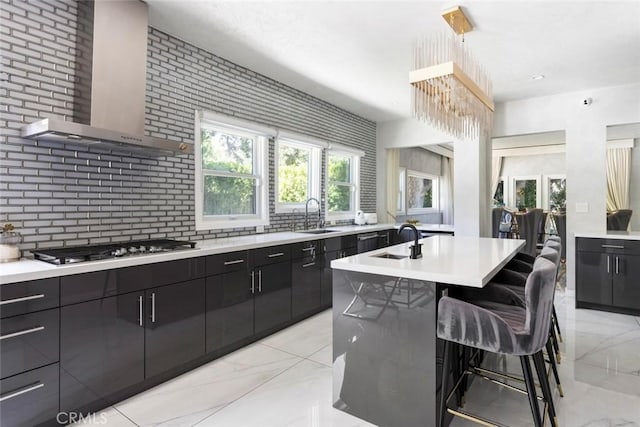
[398,223,422,259]
[305,197,321,230]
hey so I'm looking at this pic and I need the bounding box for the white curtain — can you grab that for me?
[606,148,631,211]
[441,156,454,225]
[491,156,503,198]
[386,149,400,222]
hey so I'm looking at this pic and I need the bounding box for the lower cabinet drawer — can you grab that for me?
[0,363,59,427]
[1,309,59,379]
[0,277,59,319]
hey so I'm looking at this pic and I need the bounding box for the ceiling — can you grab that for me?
[146,1,640,123]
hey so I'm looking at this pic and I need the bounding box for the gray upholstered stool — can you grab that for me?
[437,257,558,427]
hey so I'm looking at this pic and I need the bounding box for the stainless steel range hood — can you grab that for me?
[21,0,192,155]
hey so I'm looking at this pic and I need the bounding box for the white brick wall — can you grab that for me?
[0,0,377,252]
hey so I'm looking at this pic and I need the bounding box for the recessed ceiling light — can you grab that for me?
[531,74,545,81]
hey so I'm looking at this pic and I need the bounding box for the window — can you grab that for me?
[493,178,505,207]
[275,137,322,212]
[195,111,272,230]
[326,146,362,219]
[406,171,439,213]
[511,175,541,210]
[543,175,566,211]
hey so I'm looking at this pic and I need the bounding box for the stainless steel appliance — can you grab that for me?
[32,239,196,265]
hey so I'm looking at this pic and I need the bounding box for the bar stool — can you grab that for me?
[503,239,564,348]
[437,257,558,427]
[488,245,564,397]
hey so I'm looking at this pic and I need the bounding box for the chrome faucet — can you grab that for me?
[305,197,321,230]
[398,223,422,259]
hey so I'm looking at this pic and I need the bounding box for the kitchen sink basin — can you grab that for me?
[297,229,338,234]
[371,253,407,260]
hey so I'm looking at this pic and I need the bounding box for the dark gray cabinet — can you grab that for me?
[1,308,59,380]
[612,254,640,310]
[0,363,59,427]
[251,245,292,335]
[576,238,640,314]
[60,260,206,413]
[291,240,322,319]
[322,236,358,308]
[0,277,60,427]
[60,291,145,413]
[356,230,392,254]
[145,279,206,378]
[206,251,253,353]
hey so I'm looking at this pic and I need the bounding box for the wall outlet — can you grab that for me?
[575,202,589,213]
[256,225,265,233]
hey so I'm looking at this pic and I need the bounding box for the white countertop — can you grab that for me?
[0,224,394,285]
[331,235,525,288]
[574,231,640,241]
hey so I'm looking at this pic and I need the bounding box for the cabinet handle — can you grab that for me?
[302,262,316,268]
[607,255,610,274]
[302,247,315,252]
[615,256,619,275]
[150,293,156,323]
[0,382,44,402]
[224,259,244,265]
[601,244,625,249]
[267,252,284,258]
[258,270,262,292]
[0,326,45,341]
[138,296,143,327]
[0,294,45,305]
[250,271,255,293]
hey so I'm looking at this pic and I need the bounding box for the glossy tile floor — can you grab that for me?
[76,290,640,427]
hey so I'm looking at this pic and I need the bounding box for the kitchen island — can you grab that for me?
[331,235,524,427]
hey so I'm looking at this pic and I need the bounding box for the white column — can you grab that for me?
[453,131,491,237]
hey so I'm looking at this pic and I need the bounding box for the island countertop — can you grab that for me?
[331,235,525,287]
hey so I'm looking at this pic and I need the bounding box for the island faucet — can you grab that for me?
[398,223,422,259]
[305,197,321,230]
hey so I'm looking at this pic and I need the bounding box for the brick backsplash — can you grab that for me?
[0,0,377,252]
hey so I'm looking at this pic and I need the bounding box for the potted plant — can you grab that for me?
[0,223,22,262]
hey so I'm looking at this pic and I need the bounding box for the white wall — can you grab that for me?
[494,83,640,290]
[501,153,566,177]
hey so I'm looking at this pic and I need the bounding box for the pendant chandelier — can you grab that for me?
[410,6,494,140]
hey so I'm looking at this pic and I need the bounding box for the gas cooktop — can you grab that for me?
[32,239,197,265]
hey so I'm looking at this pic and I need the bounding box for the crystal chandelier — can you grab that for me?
[410,6,494,140]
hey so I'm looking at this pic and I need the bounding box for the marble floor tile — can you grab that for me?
[194,359,374,427]
[71,407,137,426]
[260,310,332,358]
[115,343,301,426]
[308,344,333,367]
[572,329,640,377]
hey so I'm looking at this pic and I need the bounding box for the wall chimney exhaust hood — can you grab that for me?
[21,0,192,155]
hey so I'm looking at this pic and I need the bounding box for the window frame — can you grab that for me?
[194,111,271,231]
[325,149,361,220]
[274,137,322,213]
[406,170,440,214]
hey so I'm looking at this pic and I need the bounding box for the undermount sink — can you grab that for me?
[371,253,407,260]
[297,229,338,234]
